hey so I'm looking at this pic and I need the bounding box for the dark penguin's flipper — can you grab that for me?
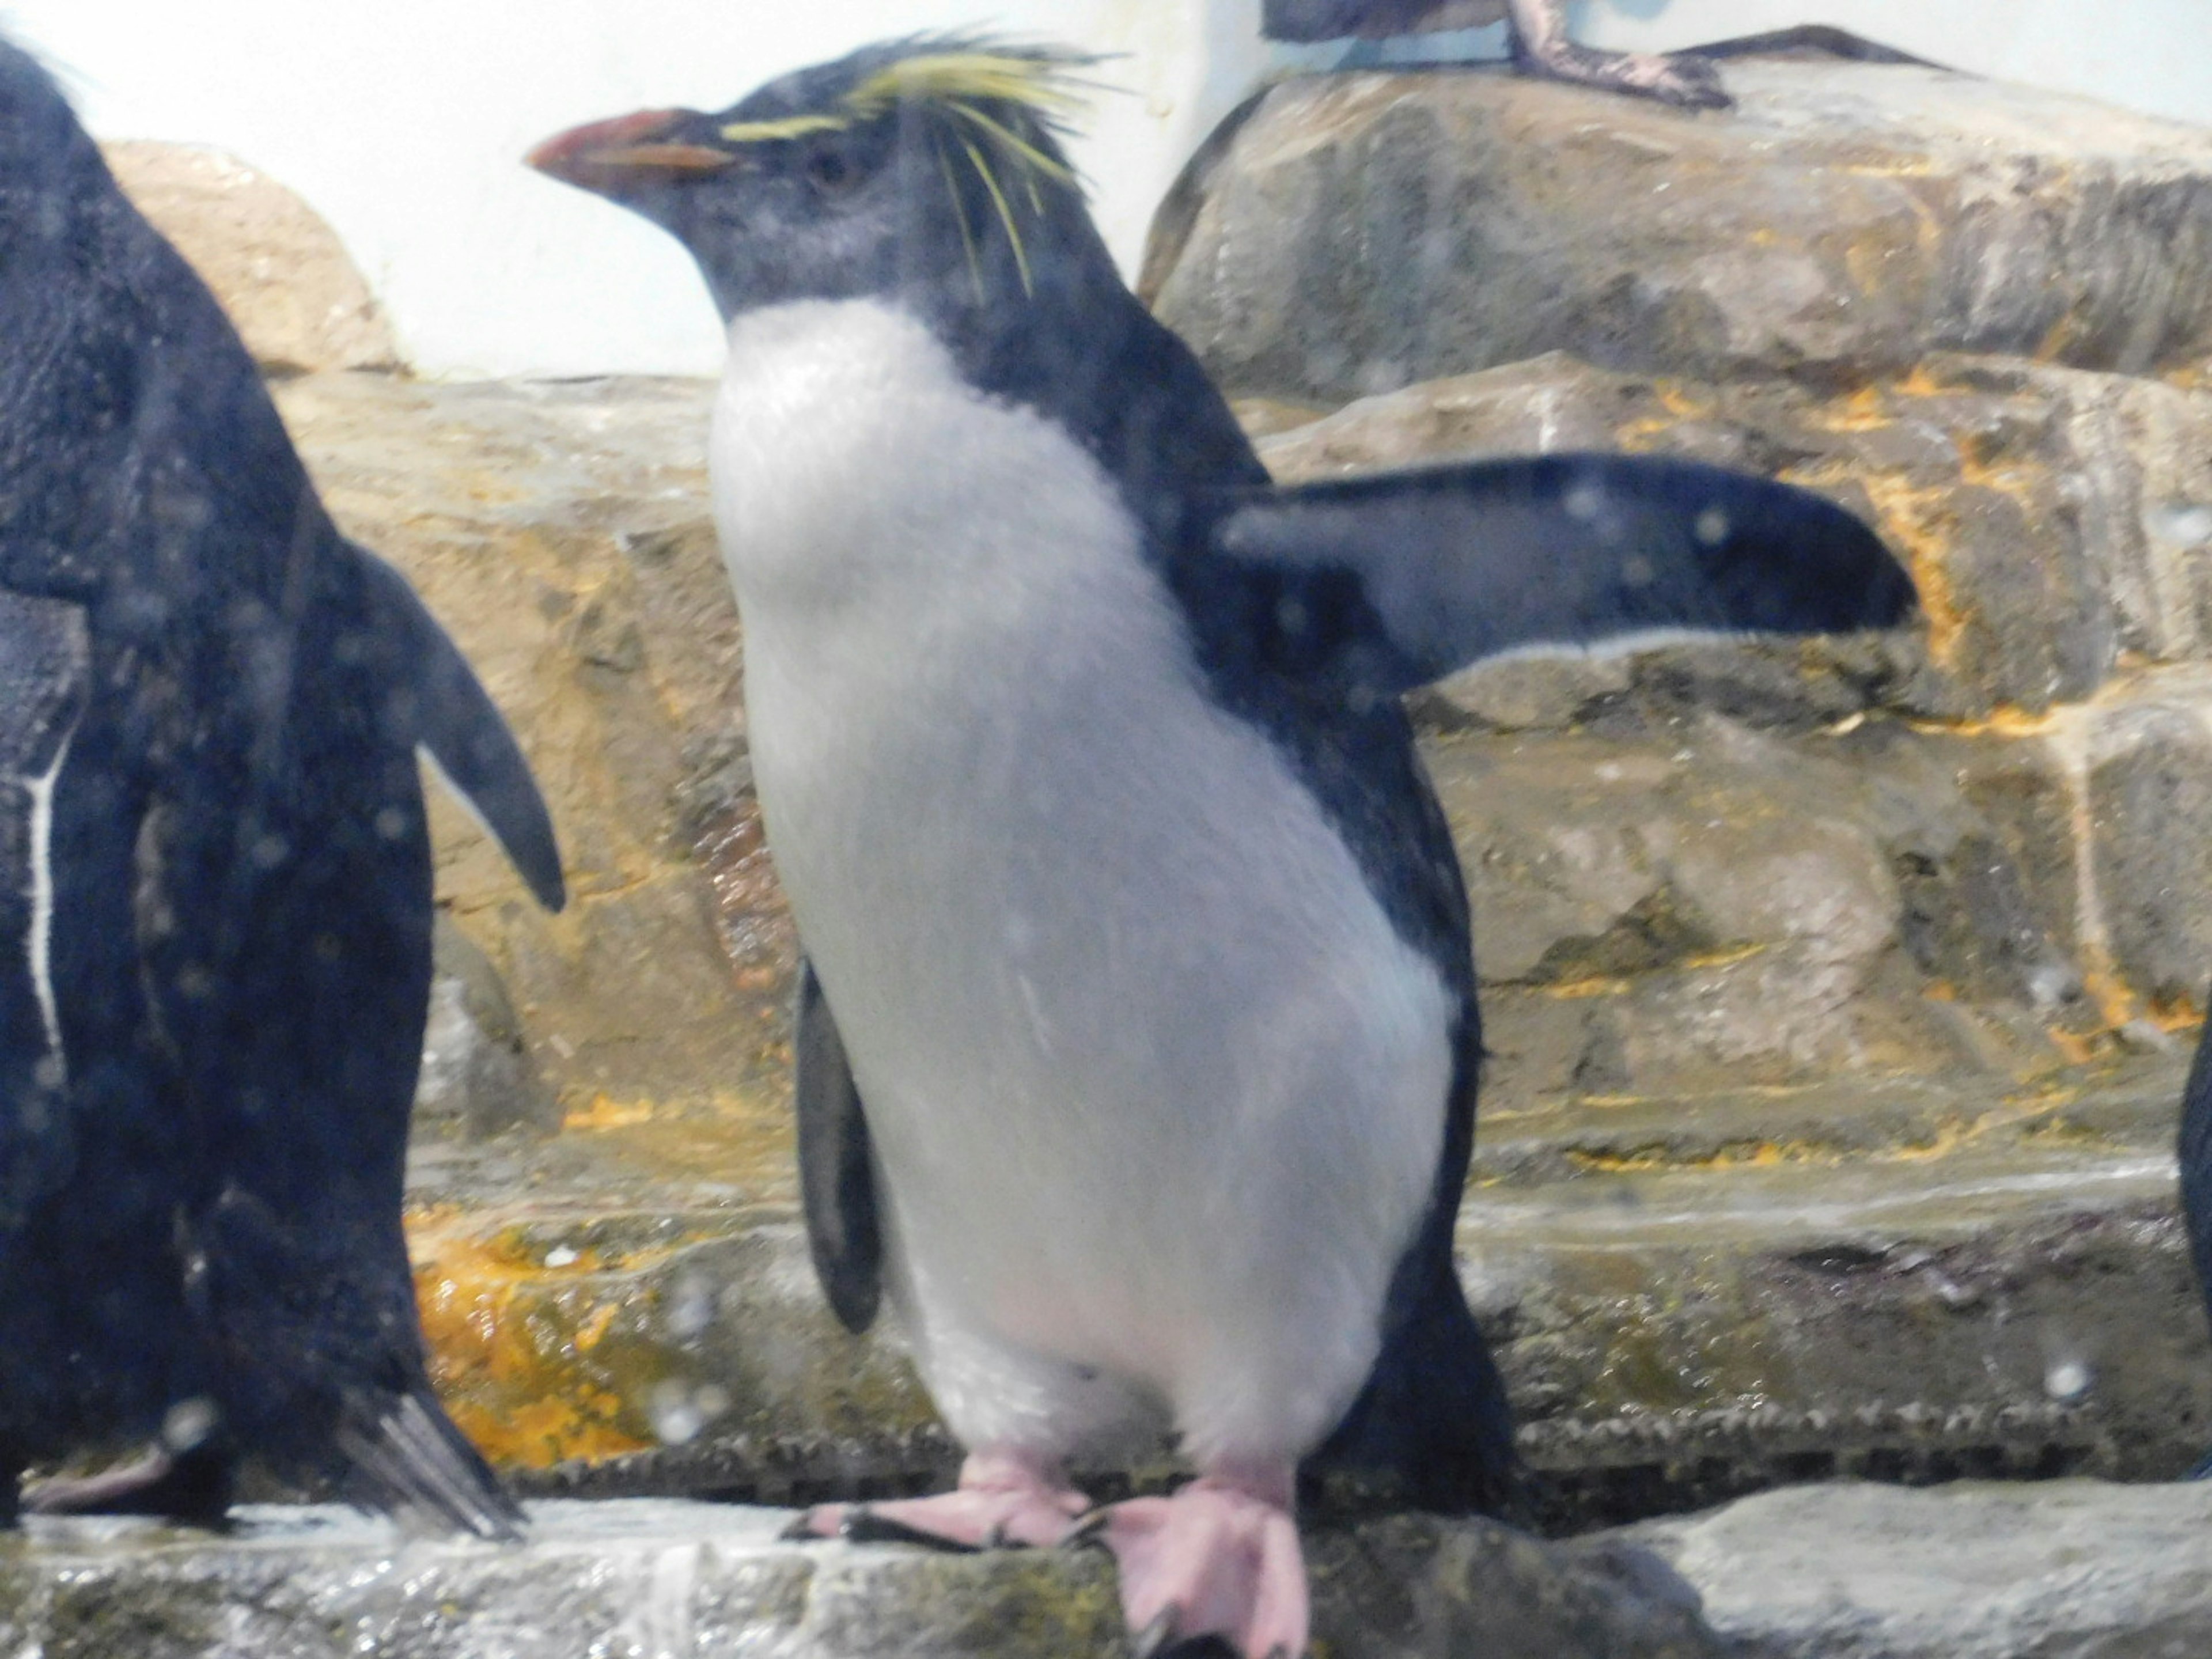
[1203,452,1915,699]
[352,548,566,912]
[795,959,883,1333]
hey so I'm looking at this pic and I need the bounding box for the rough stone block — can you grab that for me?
[1151,60,2212,400]
[2085,680,2212,1012]
[104,142,398,375]
[1636,1479,2212,1659]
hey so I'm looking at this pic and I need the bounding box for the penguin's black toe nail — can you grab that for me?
[1132,1606,1179,1659]
[1063,1508,1111,1550]
[778,1510,822,1541]
[836,1508,983,1552]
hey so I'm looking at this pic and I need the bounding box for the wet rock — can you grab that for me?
[1634,1479,2212,1658]
[103,142,397,375]
[0,1502,1731,1659]
[414,915,560,1141]
[2085,693,2212,1013]
[1149,59,2212,401]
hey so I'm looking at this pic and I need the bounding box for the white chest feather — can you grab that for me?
[709,301,1453,1456]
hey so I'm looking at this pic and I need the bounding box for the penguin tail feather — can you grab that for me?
[336,1388,525,1542]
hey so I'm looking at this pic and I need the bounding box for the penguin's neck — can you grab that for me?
[707,297,1195,801]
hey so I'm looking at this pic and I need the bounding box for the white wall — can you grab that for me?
[7,1,2207,380]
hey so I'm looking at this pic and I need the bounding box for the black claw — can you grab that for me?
[836,1507,986,1553]
[1132,1607,1180,1659]
[779,1510,825,1542]
[1063,1508,1112,1550]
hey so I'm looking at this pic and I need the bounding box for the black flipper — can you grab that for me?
[795,958,882,1334]
[352,547,566,912]
[2180,994,2212,1478]
[1201,452,1914,700]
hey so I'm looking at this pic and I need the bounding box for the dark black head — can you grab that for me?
[529,37,1119,332]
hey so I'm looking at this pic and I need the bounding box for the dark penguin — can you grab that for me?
[1264,0,1732,109]
[0,36,563,1534]
[529,38,1912,1657]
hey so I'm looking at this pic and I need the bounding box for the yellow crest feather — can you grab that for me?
[713,43,1099,300]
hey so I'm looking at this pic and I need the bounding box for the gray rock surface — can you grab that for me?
[10,1484,2210,1658]
[1149,59,2212,401]
[0,1502,1728,1659]
[1635,1479,2212,1658]
[104,141,399,374]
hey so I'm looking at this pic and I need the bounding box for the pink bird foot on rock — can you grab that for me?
[789,1446,1088,1550]
[1088,1467,1308,1659]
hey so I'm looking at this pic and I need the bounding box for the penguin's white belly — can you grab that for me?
[712,301,1454,1463]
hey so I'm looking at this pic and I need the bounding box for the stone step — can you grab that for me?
[398,1051,2212,1527]
[0,1502,1727,1659]
[7,1482,2209,1659]
[1628,1478,2212,1659]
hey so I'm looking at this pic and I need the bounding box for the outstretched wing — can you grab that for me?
[351,547,566,912]
[1195,452,1914,700]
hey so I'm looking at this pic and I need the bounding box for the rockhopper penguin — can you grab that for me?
[0,35,563,1535]
[531,37,1913,1657]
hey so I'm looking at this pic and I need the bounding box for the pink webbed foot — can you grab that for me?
[1089,1468,1308,1659]
[789,1447,1088,1550]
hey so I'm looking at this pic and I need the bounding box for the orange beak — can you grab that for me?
[526,108,736,194]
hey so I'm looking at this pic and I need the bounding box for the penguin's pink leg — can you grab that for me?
[1089,1463,1308,1659]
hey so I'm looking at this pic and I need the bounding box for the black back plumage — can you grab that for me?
[0,36,560,1533]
